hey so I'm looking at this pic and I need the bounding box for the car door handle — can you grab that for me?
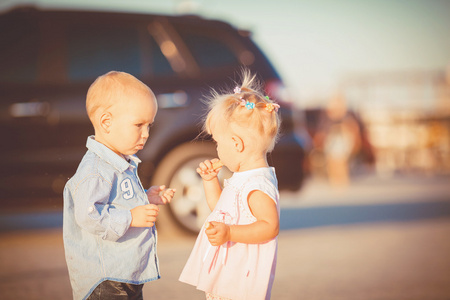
[156,91,189,109]
[9,101,50,118]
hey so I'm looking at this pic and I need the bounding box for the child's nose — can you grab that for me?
[142,129,149,139]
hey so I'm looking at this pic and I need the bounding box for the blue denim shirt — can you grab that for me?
[63,136,160,300]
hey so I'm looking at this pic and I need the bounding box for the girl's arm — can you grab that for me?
[202,177,222,211]
[206,190,279,245]
[197,159,222,211]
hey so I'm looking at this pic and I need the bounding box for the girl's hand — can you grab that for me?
[146,185,176,205]
[196,159,223,181]
[205,221,230,246]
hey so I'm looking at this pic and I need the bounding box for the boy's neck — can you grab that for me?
[93,135,129,162]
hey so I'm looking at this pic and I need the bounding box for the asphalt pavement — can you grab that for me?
[1,172,449,299]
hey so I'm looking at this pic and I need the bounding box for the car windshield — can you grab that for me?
[180,32,239,69]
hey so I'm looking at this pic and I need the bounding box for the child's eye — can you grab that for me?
[136,123,153,131]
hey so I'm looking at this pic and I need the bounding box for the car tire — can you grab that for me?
[150,141,231,236]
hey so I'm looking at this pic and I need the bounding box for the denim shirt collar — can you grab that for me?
[86,135,141,173]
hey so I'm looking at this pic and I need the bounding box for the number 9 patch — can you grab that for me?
[120,178,134,200]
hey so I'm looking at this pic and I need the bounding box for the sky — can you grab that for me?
[193,0,450,107]
[2,0,450,107]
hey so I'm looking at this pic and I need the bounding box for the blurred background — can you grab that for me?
[0,0,449,299]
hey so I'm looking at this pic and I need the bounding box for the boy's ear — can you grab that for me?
[99,112,112,133]
[231,135,244,152]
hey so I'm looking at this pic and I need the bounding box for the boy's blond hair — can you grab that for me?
[86,71,151,124]
[204,69,281,152]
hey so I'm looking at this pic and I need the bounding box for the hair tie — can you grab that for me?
[245,101,255,110]
[234,88,278,112]
[265,103,280,113]
[263,96,280,112]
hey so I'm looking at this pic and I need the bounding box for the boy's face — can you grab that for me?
[104,90,157,157]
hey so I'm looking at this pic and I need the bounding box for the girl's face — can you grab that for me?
[209,116,240,172]
[104,90,157,157]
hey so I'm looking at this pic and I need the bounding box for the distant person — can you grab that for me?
[179,70,280,300]
[322,93,361,187]
[63,71,175,300]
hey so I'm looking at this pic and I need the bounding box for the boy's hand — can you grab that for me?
[196,159,223,181]
[146,185,176,205]
[205,221,230,246]
[130,204,159,227]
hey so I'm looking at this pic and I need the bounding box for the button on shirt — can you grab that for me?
[63,136,159,300]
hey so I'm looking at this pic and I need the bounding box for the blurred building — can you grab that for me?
[342,70,450,176]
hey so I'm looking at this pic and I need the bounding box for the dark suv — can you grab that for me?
[0,6,305,232]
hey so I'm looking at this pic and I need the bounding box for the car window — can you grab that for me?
[66,23,175,81]
[0,14,39,84]
[147,36,175,76]
[67,24,142,81]
[179,31,239,69]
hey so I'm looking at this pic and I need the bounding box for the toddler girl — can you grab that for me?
[179,70,281,300]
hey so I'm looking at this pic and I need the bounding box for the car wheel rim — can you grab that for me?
[168,157,231,232]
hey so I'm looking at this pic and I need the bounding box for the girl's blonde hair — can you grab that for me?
[204,69,281,152]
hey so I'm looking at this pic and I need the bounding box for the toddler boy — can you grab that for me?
[63,71,175,299]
